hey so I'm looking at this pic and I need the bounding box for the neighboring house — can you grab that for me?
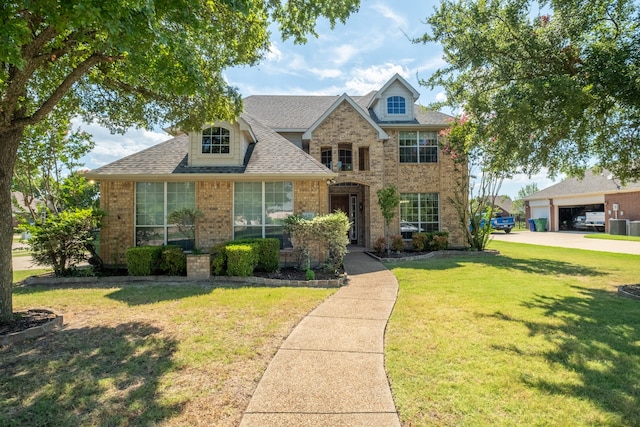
[524,169,640,232]
[86,74,467,265]
[11,191,42,228]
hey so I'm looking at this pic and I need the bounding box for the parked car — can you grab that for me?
[400,221,423,233]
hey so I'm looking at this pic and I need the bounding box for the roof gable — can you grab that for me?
[368,73,420,108]
[302,94,389,140]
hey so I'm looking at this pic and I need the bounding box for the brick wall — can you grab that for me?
[196,180,233,250]
[605,191,640,225]
[308,99,467,249]
[99,181,134,266]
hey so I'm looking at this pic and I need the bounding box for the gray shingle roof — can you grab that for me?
[86,119,333,179]
[526,169,640,200]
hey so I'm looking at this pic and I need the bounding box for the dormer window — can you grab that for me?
[387,96,406,115]
[202,127,230,154]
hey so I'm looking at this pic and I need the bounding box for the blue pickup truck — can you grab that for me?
[474,215,516,233]
[490,216,515,233]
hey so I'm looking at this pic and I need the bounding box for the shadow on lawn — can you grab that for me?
[500,287,640,423]
[391,253,605,277]
[0,322,183,425]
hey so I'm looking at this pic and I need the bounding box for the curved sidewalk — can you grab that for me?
[240,251,401,426]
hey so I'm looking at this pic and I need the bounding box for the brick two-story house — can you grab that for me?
[87,74,466,265]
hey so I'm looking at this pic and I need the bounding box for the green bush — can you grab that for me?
[430,232,449,251]
[126,246,163,276]
[225,244,258,277]
[22,208,104,276]
[390,235,405,252]
[305,269,316,280]
[210,242,227,275]
[160,245,186,275]
[412,233,430,251]
[373,236,386,253]
[232,238,280,272]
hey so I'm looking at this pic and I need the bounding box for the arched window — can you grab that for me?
[202,127,230,154]
[387,96,406,115]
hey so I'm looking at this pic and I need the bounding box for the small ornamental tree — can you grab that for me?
[23,208,104,276]
[168,207,204,251]
[376,185,400,254]
[440,115,506,251]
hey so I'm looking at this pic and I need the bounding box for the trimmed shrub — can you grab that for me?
[305,269,316,280]
[233,238,280,272]
[412,233,429,251]
[210,243,227,275]
[390,234,405,252]
[126,246,162,276]
[430,232,449,251]
[373,236,386,253]
[159,245,186,275]
[225,244,258,277]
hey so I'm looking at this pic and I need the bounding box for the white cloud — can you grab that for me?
[265,42,283,62]
[331,44,361,66]
[344,63,408,94]
[371,3,408,29]
[435,91,447,102]
[308,67,343,79]
[75,121,168,169]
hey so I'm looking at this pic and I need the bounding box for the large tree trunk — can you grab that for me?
[0,127,22,324]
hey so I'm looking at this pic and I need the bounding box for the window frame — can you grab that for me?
[135,182,196,249]
[387,96,406,115]
[201,126,231,154]
[399,192,440,239]
[399,131,439,164]
[233,181,294,248]
[321,147,332,169]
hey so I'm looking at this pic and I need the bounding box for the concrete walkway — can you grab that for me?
[240,251,401,427]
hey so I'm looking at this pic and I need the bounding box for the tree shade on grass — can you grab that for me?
[386,241,640,426]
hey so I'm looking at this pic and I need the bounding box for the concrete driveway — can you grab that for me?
[490,230,640,255]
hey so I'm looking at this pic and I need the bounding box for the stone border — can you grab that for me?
[618,285,640,301]
[0,310,63,346]
[365,249,500,263]
[24,273,347,288]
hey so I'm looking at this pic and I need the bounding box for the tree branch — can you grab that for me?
[10,54,120,130]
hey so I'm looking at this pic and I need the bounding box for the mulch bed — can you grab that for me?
[0,309,59,336]
[253,267,343,281]
[620,284,640,298]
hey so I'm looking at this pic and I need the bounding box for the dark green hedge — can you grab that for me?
[225,244,258,277]
[126,246,163,276]
[159,245,187,275]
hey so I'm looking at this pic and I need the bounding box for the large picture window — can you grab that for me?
[234,181,293,247]
[202,126,230,154]
[399,193,439,238]
[399,131,438,163]
[136,182,196,249]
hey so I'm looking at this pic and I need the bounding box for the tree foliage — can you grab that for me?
[440,116,504,250]
[0,0,360,323]
[421,0,640,183]
[12,108,96,224]
[376,185,400,253]
[23,208,104,276]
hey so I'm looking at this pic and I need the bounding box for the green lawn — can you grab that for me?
[585,233,640,242]
[2,282,334,426]
[386,241,640,426]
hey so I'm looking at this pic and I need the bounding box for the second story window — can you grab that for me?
[399,131,438,163]
[338,144,352,171]
[387,96,406,115]
[202,127,230,154]
[321,148,332,169]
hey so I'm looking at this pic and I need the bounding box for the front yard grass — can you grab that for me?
[1,282,335,426]
[386,241,640,426]
[585,233,640,242]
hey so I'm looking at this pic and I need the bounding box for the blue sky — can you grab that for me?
[80,0,560,198]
